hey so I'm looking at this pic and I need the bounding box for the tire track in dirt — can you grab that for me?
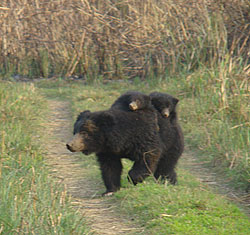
[44,100,144,235]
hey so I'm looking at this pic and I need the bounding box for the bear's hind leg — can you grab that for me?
[128,151,160,185]
[155,152,179,185]
[166,170,177,185]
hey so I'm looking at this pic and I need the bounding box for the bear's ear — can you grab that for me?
[95,112,115,128]
[77,110,91,121]
[74,110,92,134]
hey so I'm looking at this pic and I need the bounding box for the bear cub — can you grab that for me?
[111,91,152,111]
[150,92,184,185]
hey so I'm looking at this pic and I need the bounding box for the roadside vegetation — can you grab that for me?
[1,0,249,80]
[0,82,89,234]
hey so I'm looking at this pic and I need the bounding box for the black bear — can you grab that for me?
[149,92,184,185]
[66,105,162,196]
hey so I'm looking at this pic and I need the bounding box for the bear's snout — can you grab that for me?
[161,108,170,117]
[66,143,75,152]
[66,133,85,152]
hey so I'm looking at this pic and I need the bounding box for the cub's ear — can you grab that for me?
[172,97,179,106]
[82,110,91,114]
[95,112,115,128]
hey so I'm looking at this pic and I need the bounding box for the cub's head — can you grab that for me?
[66,110,115,154]
[111,91,151,111]
[149,92,179,119]
[127,91,151,111]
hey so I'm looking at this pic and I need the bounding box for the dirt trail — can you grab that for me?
[180,151,250,215]
[45,100,144,235]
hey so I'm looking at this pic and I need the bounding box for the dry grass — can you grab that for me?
[0,0,249,79]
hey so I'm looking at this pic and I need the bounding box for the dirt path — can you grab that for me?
[180,151,250,215]
[45,100,144,235]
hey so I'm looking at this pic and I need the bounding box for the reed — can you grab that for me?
[0,0,249,80]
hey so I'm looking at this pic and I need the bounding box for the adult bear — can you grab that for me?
[149,92,184,185]
[66,102,162,196]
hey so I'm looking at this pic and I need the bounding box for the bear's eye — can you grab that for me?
[79,131,89,137]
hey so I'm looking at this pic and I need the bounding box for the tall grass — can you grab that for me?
[0,0,249,79]
[0,82,88,234]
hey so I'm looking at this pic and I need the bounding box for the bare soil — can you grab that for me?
[44,100,145,235]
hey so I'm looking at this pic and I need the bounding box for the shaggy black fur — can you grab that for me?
[68,104,162,196]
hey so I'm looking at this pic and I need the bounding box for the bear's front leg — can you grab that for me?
[97,154,123,196]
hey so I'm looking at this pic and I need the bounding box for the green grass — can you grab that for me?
[0,82,89,234]
[69,152,250,234]
[76,149,250,234]
[114,177,249,234]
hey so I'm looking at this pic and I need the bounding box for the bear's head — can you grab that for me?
[66,110,115,154]
[149,92,179,119]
